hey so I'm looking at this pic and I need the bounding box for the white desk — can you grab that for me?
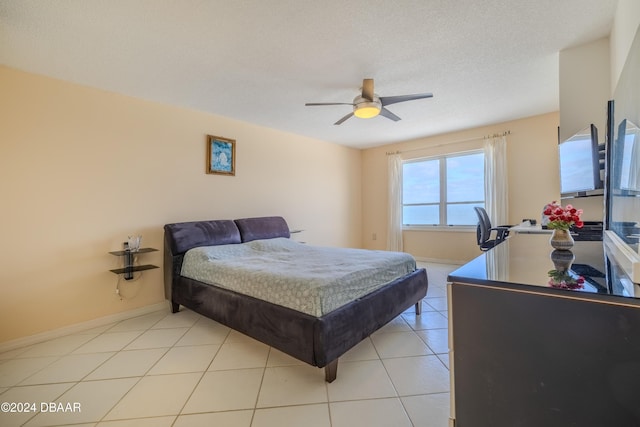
[509,223,553,234]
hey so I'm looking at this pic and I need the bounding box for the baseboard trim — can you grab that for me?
[0,301,170,353]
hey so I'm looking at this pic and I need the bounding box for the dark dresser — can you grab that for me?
[447,233,640,427]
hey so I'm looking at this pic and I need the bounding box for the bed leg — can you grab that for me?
[415,301,422,315]
[171,301,180,313]
[325,359,338,383]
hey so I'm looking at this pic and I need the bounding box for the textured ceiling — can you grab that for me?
[0,0,618,148]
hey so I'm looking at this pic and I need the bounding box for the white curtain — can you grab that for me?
[484,134,509,226]
[387,153,404,252]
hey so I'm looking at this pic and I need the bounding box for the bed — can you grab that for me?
[163,216,428,382]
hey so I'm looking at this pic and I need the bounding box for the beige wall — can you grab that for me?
[559,37,610,142]
[0,66,362,343]
[611,0,640,93]
[361,112,563,263]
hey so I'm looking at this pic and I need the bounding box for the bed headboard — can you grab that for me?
[163,216,291,302]
[234,216,290,242]
[164,219,241,256]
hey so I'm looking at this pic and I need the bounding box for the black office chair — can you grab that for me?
[474,207,510,251]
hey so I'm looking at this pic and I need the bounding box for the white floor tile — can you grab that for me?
[0,356,58,387]
[182,369,263,413]
[20,352,114,385]
[0,383,73,427]
[330,398,412,427]
[373,316,412,334]
[427,286,448,298]
[383,355,450,396]
[72,331,143,354]
[152,309,200,329]
[85,348,167,380]
[209,341,269,371]
[175,317,230,346]
[76,324,115,335]
[97,415,176,426]
[106,311,167,332]
[148,344,218,375]
[265,348,307,367]
[416,299,437,313]
[371,331,432,358]
[402,392,451,427]
[123,328,188,350]
[338,338,379,362]
[416,328,450,354]
[224,330,262,344]
[0,261,458,427]
[24,378,138,426]
[425,297,448,311]
[104,373,201,420]
[326,360,397,402]
[256,365,327,407]
[437,353,450,369]
[253,403,330,427]
[18,334,98,358]
[173,411,253,427]
[402,310,449,331]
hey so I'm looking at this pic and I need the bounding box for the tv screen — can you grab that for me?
[559,124,602,196]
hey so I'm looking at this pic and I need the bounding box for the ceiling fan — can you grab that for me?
[305,78,433,125]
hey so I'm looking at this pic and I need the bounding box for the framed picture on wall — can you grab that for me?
[206,135,236,176]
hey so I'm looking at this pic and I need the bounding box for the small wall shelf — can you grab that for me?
[109,247,158,280]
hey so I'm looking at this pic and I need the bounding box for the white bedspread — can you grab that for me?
[180,238,416,316]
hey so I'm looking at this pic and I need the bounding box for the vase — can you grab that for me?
[549,228,574,250]
[550,249,575,271]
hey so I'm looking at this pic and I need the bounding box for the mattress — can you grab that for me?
[180,237,416,316]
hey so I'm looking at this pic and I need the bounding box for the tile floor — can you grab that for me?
[0,262,458,427]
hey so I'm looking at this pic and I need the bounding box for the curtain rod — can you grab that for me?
[385,130,511,155]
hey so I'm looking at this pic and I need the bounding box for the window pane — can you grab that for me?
[403,205,439,225]
[403,160,439,204]
[447,203,485,225]
[446,153,485,203]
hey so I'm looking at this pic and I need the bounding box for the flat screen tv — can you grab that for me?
[558,124,603,197]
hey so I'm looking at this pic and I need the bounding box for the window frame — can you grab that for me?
[402,149,485,230]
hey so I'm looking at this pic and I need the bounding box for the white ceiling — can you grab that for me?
[0,0,618,149]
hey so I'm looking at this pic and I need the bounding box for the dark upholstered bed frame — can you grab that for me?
[163,216,428,382]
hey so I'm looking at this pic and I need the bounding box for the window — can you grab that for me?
[402,151,485,226]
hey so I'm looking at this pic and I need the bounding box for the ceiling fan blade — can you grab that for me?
[362,78,374,101]
[334,112,354,125]
[379,108,401,122]
[379,93,433,107]
[305,102,354,106]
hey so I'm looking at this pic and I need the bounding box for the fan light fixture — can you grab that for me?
[304,78,433,125]
[353,95,381,119]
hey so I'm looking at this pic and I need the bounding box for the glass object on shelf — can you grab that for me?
[127,235,142,252]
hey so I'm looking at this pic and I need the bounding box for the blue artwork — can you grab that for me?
[210,140,234,173]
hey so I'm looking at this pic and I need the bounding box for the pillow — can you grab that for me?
[234,216,291,242]
[164,220,241,255]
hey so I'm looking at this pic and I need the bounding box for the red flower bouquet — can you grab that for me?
[548,269,585,290]
[543,201,584,230]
